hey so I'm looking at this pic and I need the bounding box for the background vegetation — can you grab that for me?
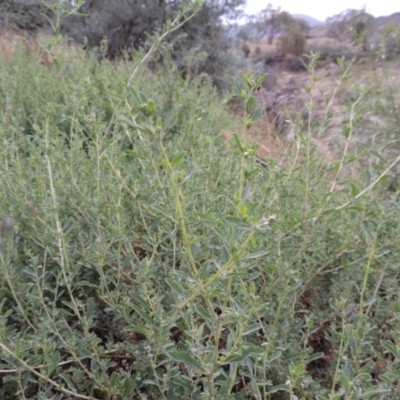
[1,1,400,400]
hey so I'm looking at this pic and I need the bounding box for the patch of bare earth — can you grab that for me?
[241,59,399,167]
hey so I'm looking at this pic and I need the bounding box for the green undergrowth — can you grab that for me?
[1,30,400,400]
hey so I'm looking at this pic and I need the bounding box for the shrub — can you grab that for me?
[1,11,400,400]
[306,39,360,63]
[376,21,400,60]
[277,27,306,56]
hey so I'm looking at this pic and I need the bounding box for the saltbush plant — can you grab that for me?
[1,3,400,400]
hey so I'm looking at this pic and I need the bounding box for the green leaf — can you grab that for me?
[360,223,374,239]
[221,346,263,364]
[381,340,400,359]
[243,323,262,336]
[305,352,324,363]
[0,309,13,320]
[167,351,204,373]
[48,352,61,376]
[339,370,351,393]
[267,351,282,365]
[233,79,242,95]
[86,297,95,319]
[256,73,268,88]
[151,204,176,222]
[190,242,201,260]
[125,149,141,159]
[117,115,147,131]
[241,186,252,201]
[251,108,262,121]
[130,87,141,104]
[194,305,212,321]
[224,216,253,230]
[130,293,152,311]
[138,91,147,103]
[53,58,60,70]
[59,373,77,391]
[246,272,261,282]
[165,278,185,298]
[357,386,390,398]
[351,183,359,197]
[244,251,268,260]
[146,99,155,114]
[142,379,158,386]
[354,372,371,383]
[78,348,92,358]
[246,120,254,130]
[292,363,305,376]
[369,150,385,162]
[246,96,255,114]
[124,325,150,336]
[220,245,230,263]
[379,174,392,184]
[249,281,255,295]
[172,376,194,391]
[233,133,244,152]
[212,227,228,245]
[171,153,184,168]
[127,302,153,324]
[343,124,351,138]
[269,384,289,394]
[375,249,391,258]
[240,71,253,89]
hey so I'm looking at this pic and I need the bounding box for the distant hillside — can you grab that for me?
[374,12,400,29]
[293,14,323,27]
[227,13,323,40]
[308,11,400,40]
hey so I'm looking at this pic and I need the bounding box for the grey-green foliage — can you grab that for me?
[1,40,400,399]
[326,8,375,51]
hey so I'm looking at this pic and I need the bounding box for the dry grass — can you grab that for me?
[0,30,87,67]
[0,30,53,65]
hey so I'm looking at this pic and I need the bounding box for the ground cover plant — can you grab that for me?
[1,2,400,399]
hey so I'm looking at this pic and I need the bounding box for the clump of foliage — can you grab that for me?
[276,24,307,57]
[1,3,400,400]
[326,8,375,51]
[306,39,360,65]
[377,21,400,60]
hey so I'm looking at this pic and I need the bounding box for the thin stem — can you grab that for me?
[0,342,99,400]
[127,2,200,87]
[157,137,198,276]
